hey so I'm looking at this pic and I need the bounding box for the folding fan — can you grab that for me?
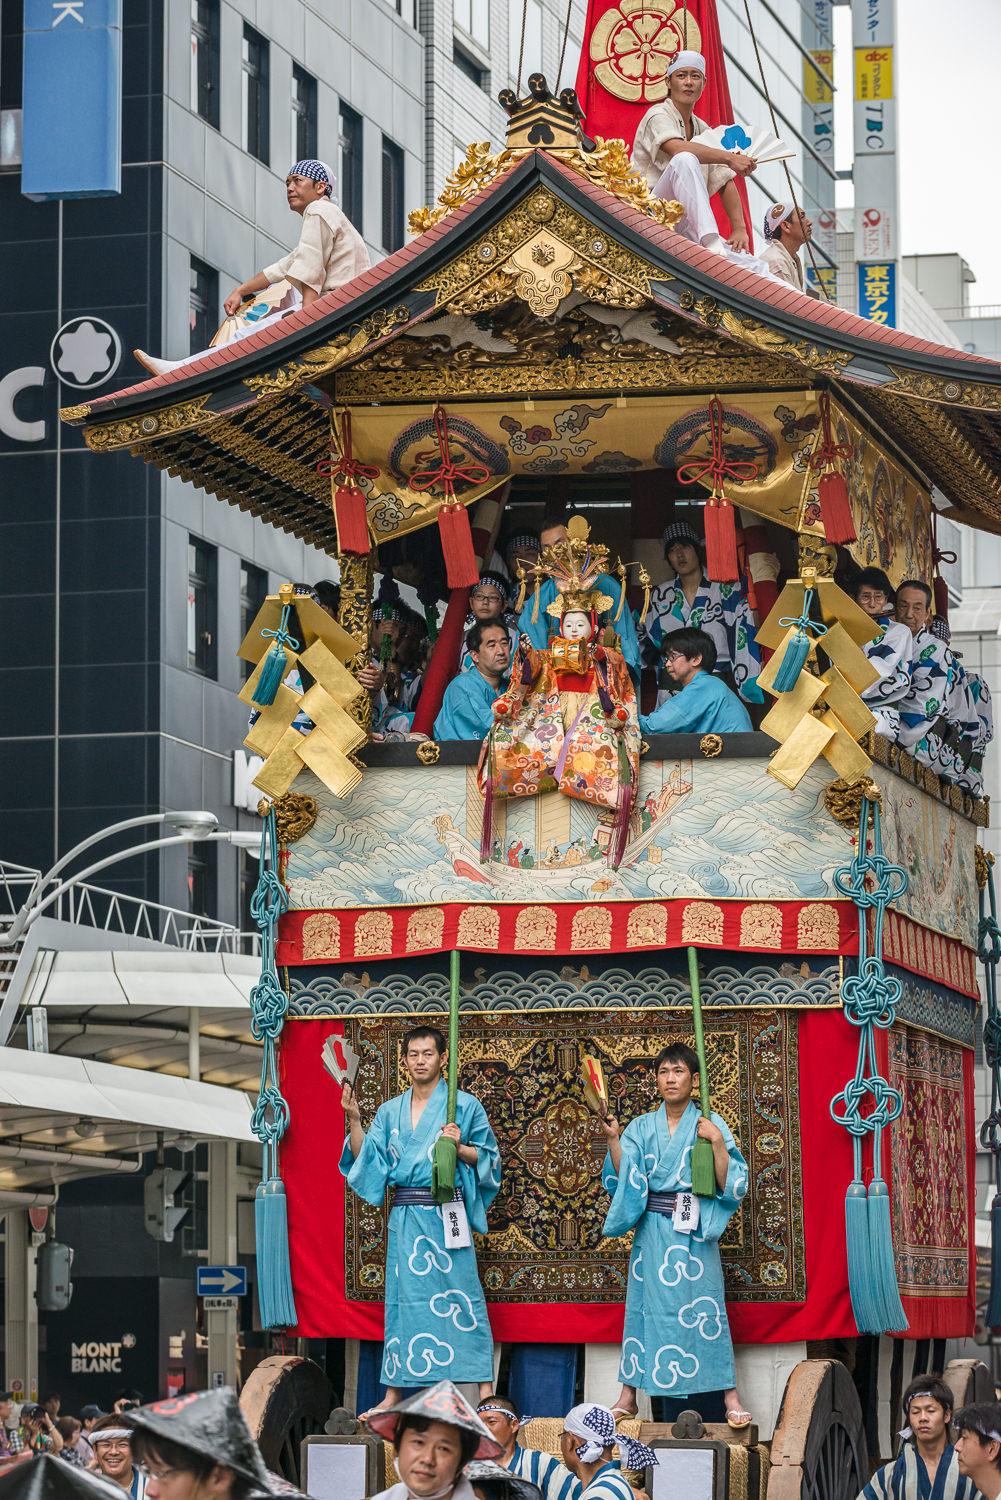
[701,122,795,164]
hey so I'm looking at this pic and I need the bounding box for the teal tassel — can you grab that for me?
[986,1194,1001,1327]
[867,1177,907,1331]
[255,1177,297,1329]
[845,1178,879,1333]
[252,640,287,706]
[773,629,810,693]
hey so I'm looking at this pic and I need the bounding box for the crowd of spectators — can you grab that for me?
[0,1391,146,1492]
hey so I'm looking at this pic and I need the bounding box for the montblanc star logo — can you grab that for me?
[121,1333,137,1349]
[49,316,122,390]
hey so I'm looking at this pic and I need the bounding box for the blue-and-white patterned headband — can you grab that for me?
[563,1404,658,1471]
[288,159,334,197]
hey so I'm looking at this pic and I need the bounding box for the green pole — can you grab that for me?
[687,946,717,1199]
[431,949,461,1202]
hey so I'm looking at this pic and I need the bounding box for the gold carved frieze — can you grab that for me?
[81,393,214,453]
[241,306,411,399]
[718,307,855,377]
[418,190,668,315]
[883,365,1001,413]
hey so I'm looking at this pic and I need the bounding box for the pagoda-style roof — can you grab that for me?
[62,146,1001,548]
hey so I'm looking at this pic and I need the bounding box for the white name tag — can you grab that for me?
[673,1191,700,1234]
[442,1198,471,1249]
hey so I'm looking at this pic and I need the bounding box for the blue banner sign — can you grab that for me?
[857,261,896,327]
[22,0,122,200]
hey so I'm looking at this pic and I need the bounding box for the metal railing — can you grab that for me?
[0,861,259,956]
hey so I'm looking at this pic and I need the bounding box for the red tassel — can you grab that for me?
[438,503,479,589]
[817,471,856,546]
[332,484,370,555]
[933,573,949,621]
[704,498,739,582]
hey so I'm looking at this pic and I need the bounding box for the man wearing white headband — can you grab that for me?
[760,202,813,292]
[135,158,370,376]
[859,1374,977,1500]
[89,1417,147,1500]
[631,51,776,279]
[558,1405,657,1500]
[954,1402,1001,1500]
[476,1398,579,1500]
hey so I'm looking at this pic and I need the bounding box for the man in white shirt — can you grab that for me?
[631,51,778,280]
[135,159,369,375]
[760,202,812,291]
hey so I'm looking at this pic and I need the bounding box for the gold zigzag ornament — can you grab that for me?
[238,584,367,801]
[756,566,881,790]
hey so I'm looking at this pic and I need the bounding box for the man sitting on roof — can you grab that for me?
[435,620,511,740]
[760,203,813,292]
[847,568,914,739]
[135,160,369,376]
[632,52,779,281]
[640,628,752,734]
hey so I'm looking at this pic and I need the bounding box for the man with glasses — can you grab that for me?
[639,629,752,734]
[847,568,914,739]
[90,1417,145,1500]
[461,574,519,674]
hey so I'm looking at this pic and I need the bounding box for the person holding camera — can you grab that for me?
[16,1402,63,1457]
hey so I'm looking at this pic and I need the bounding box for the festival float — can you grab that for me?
[61,9,1001,1497]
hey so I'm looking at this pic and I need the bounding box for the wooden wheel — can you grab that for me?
[240,1354,333,1486]
[768,1360,869,1500]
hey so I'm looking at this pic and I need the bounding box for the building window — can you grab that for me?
[339,103,363,231]
[239,561,268,680]
[292,63,317,162]
[189,257,218,356]
[455,0,489,47]
[190,0,219,128]
[187,842,217,921]
[454,44,488,89]
[187,537,217,678]
[242,24,269,164]
[381,136,404,254]
[509,0,542,84]
[384,0,417,24]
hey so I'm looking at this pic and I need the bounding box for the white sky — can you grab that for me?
[833,0,1001,305]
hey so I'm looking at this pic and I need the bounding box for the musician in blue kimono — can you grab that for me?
[341,1024,501,1411]
[638,523,764,706]
[600,1042,751,1426]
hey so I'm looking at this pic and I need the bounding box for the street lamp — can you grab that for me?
[0,814,260,949]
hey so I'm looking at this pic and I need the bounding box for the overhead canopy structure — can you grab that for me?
[62,138,1001,555]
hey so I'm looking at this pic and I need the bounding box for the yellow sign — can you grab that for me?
[804,51,834,104]
[854,46,893,100]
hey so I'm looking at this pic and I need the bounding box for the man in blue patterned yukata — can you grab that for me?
[894,580,965,780]
[341,1025,501,1413]
[848,568,914,739]
[859,1374,979,1500]
[638,522,764,707]
[599,1042,751,1427]
[557,1404,658,1500]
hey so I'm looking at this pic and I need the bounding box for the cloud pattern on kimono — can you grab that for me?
[658,1247,705,1287]
[678,1296,723,1341]
[383,1338,402,1380]
[407,1333,455,1378]
[619,1338,645,1382]
[408,1236,453,1276]
[652,1345,700,1389]
[430,1289,478,1331]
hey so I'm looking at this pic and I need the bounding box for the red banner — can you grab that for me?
[573,0,752,242]
[278,1010,974,1344]
[277,898,857,966]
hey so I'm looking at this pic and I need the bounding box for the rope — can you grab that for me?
[249,809,292,1182]
[516,0,528,92]
[739,0,833,302]
[556,0,574,92]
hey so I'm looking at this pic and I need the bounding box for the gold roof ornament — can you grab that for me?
[408,75,683,236]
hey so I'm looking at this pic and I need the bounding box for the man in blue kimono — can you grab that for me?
[476,1399,579,1500]
[341,1025,501,1410]
[600,1042,750,1425]
[859,1374,978,1500]
[434,621,511,741]
[519,524,642,682]
[640,629,752,735]
[848,569,914,740]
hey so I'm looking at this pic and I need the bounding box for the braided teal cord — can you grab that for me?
[778,588,828,640]
[250,809,291,1182]
[980,859,1001,1173]
[830,796,907,1182]
[261,602,300,653]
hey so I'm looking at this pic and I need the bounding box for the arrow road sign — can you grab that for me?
[196,1266,247,1297]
